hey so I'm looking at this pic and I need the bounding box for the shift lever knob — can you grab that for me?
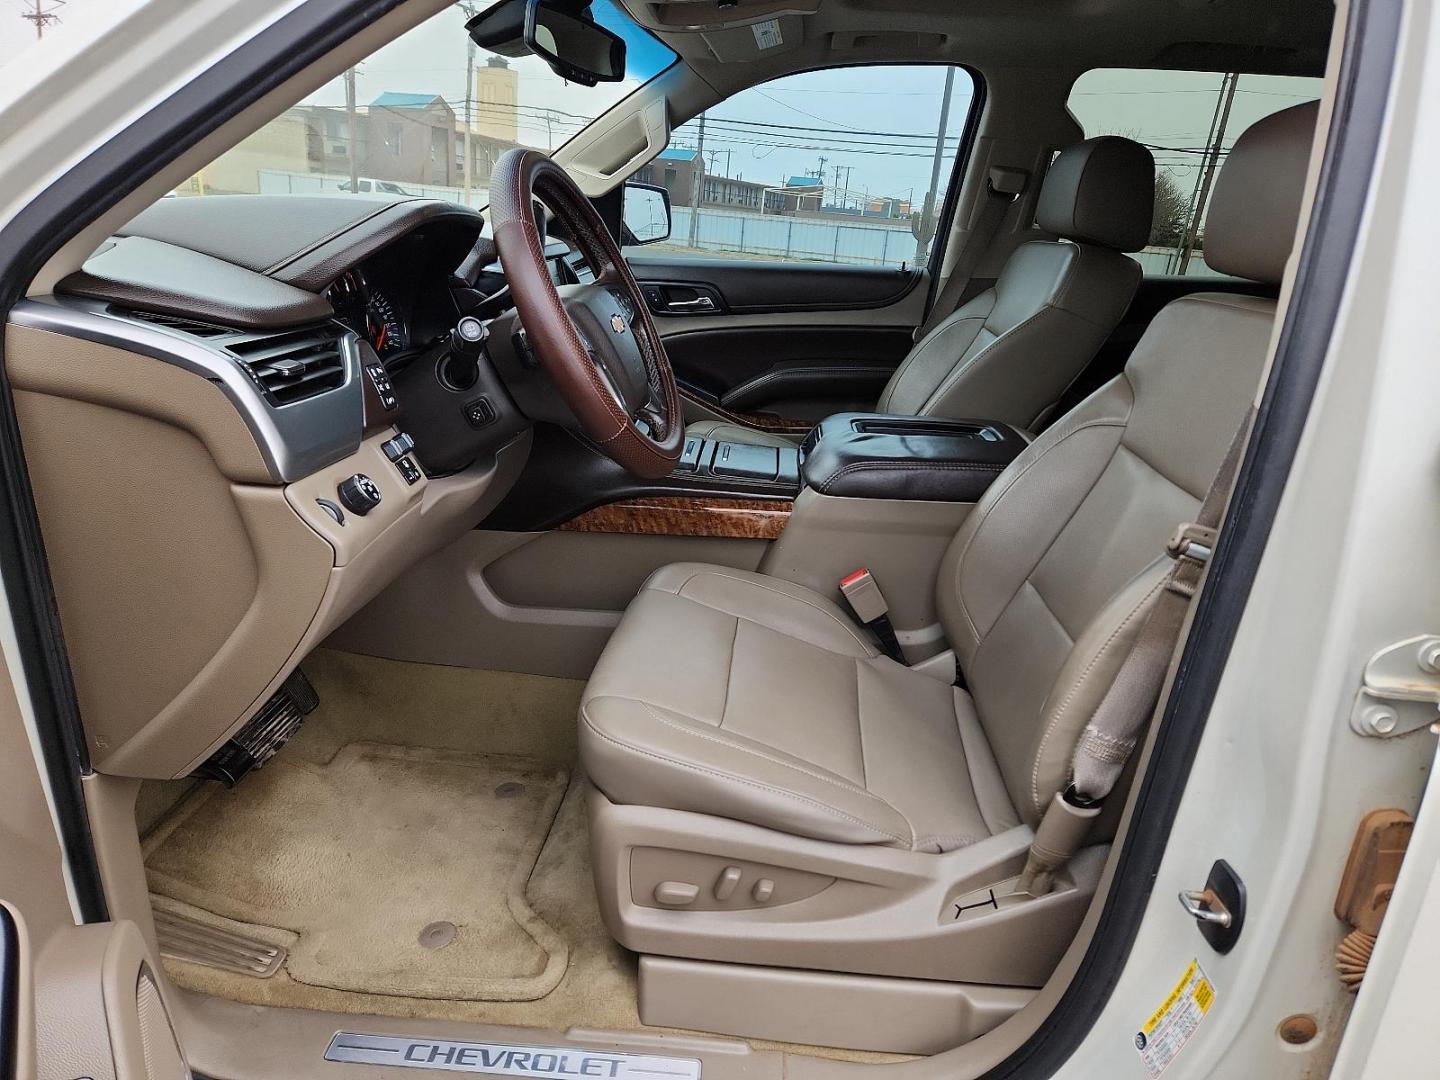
[452,316,488,359]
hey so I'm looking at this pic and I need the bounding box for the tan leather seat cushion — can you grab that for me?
[581,564,1018,851]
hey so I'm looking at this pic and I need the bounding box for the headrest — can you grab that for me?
[1035,136,1155,252]
[1204,101,1319,284]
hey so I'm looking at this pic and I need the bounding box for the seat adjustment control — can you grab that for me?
[653,881,699,907]
[337,473,381,516]
[714,866,742,901]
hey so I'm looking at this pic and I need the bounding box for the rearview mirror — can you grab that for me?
[622,182,671,245]
[467,0,625,87]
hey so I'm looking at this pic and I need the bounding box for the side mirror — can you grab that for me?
[622,181,671,245]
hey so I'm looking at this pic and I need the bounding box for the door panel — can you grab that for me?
[628,253,926,419]
[632,255,923,314]
[659,324,915,420]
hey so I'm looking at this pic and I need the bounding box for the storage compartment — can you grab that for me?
[800,412,1029,501]
[675,434,802,487]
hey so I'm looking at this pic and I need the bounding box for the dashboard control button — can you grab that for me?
[463,397,496,429]
[315,497,345,525]
[382,432,415,462]
[337,473,382,516]
[676,436,703,472]
[367,363,398,411]
[395,456,422,485]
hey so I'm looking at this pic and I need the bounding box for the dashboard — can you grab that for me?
[6,192,576,781]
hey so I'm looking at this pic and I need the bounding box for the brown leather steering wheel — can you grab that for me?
[489,149,683,479]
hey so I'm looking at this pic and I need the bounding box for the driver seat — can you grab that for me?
[580,103,1316,987]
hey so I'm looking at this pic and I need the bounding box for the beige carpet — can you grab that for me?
[145,743,570,1002]
[143,650,902,1062]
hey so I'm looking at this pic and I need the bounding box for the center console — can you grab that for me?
[799,413,1030,501]
[677,432,802,487]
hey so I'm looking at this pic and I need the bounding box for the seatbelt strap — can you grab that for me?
[1017,408,1255,895]
[914,166,1028,343]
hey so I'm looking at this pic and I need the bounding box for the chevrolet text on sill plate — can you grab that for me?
[324,1033,702,1080]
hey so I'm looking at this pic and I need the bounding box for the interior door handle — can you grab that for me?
[666,296,716,313]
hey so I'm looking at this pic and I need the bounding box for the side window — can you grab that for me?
[632,65,976,268]
[1067,69,1322,277]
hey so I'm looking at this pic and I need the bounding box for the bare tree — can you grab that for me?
[1150,171,1190,248]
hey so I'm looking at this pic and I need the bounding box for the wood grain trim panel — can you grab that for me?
[558,496,792,540]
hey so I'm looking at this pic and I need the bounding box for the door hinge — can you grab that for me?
[1349,634,1440,738]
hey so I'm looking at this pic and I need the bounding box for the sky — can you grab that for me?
[300,0,668,150]
[3,0,1321,213]
[0,0,108,64]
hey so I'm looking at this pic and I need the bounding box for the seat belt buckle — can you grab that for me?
[1167,522,1218,565]
[839,569,905,664]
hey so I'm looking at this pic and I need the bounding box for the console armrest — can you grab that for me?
[800,413,1029,501]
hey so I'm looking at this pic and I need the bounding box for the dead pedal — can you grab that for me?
[154,907,286,978]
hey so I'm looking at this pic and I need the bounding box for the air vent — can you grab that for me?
[227,325,348,406]
[124,308,233,338]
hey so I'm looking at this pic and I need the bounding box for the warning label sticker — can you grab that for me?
[751,19,783,50]
[1133,959,1215,1077]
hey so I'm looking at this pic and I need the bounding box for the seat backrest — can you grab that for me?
[878,136,1154,430]
[936,101,1318,826]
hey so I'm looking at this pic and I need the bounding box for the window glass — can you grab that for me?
[1067,69,1322,277]
[171,0,675,207]
[632,65,976,268]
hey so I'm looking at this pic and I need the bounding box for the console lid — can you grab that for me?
[800,413,1030,501]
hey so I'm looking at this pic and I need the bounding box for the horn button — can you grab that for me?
[558,284,650,414]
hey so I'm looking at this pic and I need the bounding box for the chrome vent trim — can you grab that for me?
[10,297,364,482]
[227,325,348,406]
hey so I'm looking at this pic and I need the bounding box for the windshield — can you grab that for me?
[173,0,675,207]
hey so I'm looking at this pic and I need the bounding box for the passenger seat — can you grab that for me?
[687,135,1155,447]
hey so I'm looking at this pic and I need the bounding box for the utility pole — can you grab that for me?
[22,0,64,39]
[344,67,360,194]
[687,111,707,247]
[458,1,481,206]
[1178,72,1238,275]
[916,66,956,264]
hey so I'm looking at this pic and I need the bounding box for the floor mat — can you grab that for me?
[144,743,570,1002]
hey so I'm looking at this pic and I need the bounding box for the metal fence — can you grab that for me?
[256,170,1227,278]
[257,169,487,208]
[661,205,918,267]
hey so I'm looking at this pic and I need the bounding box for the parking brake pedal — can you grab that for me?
[194,668,318,786]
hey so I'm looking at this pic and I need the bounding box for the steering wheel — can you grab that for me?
[489,149,683,479]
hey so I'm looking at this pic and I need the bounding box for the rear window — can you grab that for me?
[1067,69,1322,277]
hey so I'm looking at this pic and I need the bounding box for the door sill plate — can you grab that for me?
[324,1034,702,1079]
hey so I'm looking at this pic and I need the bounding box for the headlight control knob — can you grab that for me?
[337,473,381,516]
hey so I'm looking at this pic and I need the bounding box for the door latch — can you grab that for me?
[1179,859,1246,953]
[1349,634,1440,738]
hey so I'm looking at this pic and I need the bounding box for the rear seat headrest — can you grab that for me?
[1036,136,1155,252]
[1204,100,1320,284]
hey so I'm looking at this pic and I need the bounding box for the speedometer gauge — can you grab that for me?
[366,289,407,356]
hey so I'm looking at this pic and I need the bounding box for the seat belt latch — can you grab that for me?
[840,568,905,663]
[1167,522,1218,565]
